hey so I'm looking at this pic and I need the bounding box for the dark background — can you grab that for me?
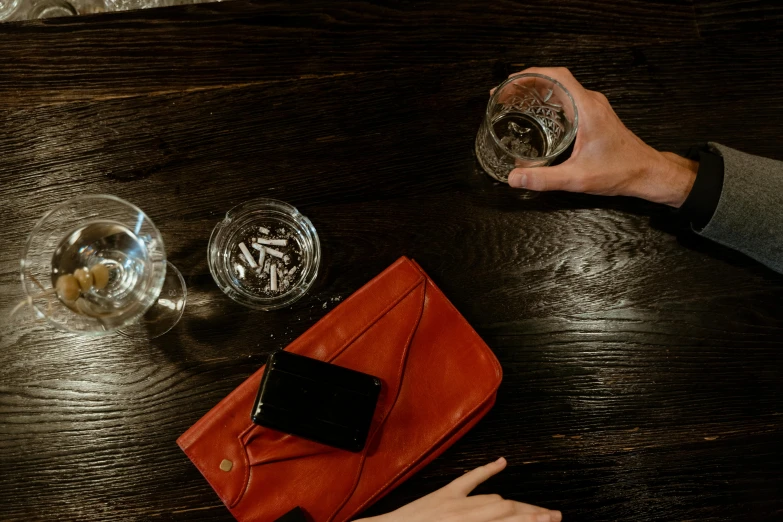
[1,1,782,520]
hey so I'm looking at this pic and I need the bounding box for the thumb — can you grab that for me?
[508,163,583,192]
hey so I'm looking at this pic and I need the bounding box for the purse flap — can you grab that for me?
[331,267,503,521]
[178,258,502,522]
[176,258,425,514]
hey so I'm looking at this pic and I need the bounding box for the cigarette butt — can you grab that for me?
[235,264,246,279]
[259,226,270,235]
[256,238,288,247]
[270,262,278,291]
[238,242,257,267]
[257,247,266,267]
[265,247,284,258]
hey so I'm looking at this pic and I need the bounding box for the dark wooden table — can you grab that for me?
[1,1,782,520]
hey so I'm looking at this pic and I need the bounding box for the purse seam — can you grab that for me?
[409,259,502,381]
[345,275,503,518]
[326,279,427,522]
[236,429,252,509]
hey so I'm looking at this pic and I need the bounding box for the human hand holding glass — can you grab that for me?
[476,72,578,193]
[504,67,698,207]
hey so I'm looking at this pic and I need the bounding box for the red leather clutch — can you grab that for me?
[177,257,502,522]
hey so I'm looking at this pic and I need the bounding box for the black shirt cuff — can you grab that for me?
[678,144,724,231]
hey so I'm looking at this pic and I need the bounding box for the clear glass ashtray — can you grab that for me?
[208,198,320,310]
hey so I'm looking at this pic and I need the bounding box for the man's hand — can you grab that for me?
[504,67,697,208]
[356,458,562,522]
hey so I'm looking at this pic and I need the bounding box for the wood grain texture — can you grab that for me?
[1,1,783,521]
[1,39,781,225]
[3,193,783,522]
[694,0,783,36]
[0,0,699,105]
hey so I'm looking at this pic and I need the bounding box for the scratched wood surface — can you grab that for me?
[0,1,782,521]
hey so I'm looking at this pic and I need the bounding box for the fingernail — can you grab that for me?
[549,510,563,522]
[508,171,527,188]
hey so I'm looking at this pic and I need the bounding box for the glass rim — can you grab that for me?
[0,0,22,19]
[29,0,78,17]
[485,72,579,161]
[208,197,321,310]
[20,193,166,334]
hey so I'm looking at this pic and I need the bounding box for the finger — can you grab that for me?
[461,495,552,515]
[508,502,551,514]
[497,504,563,522]
[445,457,507,496]
[507,67,589,110]
[461,494,507,509]
[509,67,579,91]
[495,511,562,522]
[507,163,585,193]
[508,66,558,78]
[464,498,518,521]
[464,499,554,521]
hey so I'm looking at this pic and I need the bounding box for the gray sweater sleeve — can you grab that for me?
[698,143,783,273]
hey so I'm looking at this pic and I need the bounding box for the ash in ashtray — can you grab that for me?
[232,225,302,296]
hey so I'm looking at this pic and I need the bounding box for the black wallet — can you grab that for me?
[251,350,382,452]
